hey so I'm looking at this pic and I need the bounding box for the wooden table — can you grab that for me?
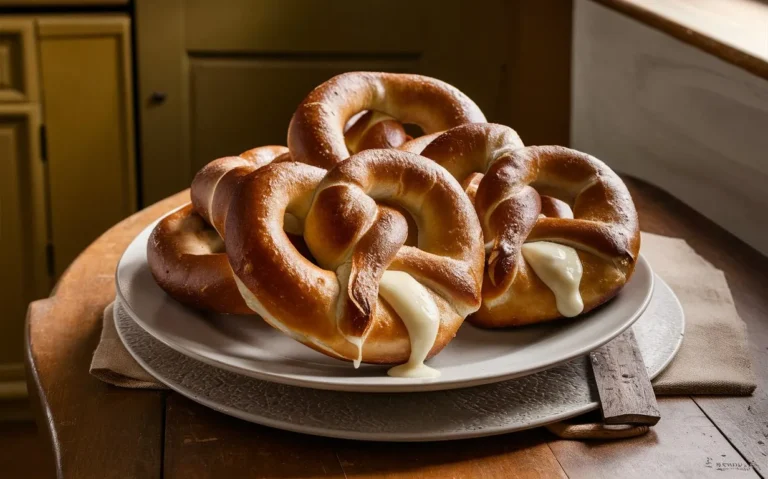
[25,178,768,478]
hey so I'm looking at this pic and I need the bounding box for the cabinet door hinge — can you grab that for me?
[46,243,55,277]
[39,125,48,162]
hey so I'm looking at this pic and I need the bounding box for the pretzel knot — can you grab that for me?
[402,124,640,326]
[148,146,289,315]
[288,71,486,169]
[474,145,640,326]
[147,108,413,317]
[225,149,484,367]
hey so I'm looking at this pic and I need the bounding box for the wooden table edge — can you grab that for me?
[24,298,61,479]
[24,191,188,479]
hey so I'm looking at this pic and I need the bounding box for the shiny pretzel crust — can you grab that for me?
[226,150,484,364]
[403,124,640,326]
[288,72,486,169]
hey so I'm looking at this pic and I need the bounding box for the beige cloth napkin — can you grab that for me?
[90,232,756,395]
[91,302,167,389]
[639,233,755,395]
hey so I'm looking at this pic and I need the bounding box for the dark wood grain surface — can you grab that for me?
[549,398,758,478]
[25,178,768,478]
[627,177,768,476]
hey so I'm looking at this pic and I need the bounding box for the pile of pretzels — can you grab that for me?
[148,72,640,370]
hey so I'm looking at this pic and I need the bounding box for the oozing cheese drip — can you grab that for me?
[378,271,441,378]
[346,336,364,369]
[235,267,440,376]
[521,241,584,317]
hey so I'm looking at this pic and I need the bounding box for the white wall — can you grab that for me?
[572,0,768,255]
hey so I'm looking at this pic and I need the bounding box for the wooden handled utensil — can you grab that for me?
[590,328,660,425]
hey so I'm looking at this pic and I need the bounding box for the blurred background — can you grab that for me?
[1,0,766,475]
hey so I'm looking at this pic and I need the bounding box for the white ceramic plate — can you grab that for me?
[116,217,654,392]
[114,275,683,442]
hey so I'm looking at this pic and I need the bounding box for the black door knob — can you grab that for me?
[149,91,167,104]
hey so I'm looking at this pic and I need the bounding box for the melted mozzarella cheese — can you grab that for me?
[521,241,584,317]
[378,271,441,379]
[346,335,364,369]
[235,267,442,376]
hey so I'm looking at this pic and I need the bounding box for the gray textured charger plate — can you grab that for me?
[115,276,684,442]
[114,277,685,441]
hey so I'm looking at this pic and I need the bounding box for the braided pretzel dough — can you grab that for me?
[476,146,640,326]
[223,149,484,371]
[147,203,252,315]
[148,146,290,314]
[288,72,486,169]
[344,110,410,153]
[399,124,521,205]
[148,106,411,315]
[402,124,640,326]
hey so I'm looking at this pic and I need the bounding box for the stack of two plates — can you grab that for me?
[114,219,685,442]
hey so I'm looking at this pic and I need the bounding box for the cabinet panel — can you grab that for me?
[138,0,572,205]
[38,16,136,276]
[0,18,38,103]
[138,0,513,204]
[0,0,128,4]
[0,104,47,364]
[184,0,426,53]
[189,57,416,173]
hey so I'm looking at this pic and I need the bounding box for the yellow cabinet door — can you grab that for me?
[136,0,513,204]
[0,104,48,366]
[0,18,38,103]
[38,16,136,276]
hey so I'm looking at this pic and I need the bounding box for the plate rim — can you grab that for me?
[113,276,684,441]
[116,217,656,393]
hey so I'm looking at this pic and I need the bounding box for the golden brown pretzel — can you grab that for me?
[401,124,639,326]
[474,146,640,326]
[400,124,577,217]
[191,145,290,235]
[344,110,410,153]
[398,123,523,205]
[147,203,252,315]
[288,72,486,169]
[148,146,289,314]
[402,123,524,180]
[222,149,484,366]
[150,108,416,316]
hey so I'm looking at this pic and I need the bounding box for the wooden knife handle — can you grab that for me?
[589,328,661,426]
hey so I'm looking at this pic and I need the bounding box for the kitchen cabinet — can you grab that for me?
[0,14,135,394]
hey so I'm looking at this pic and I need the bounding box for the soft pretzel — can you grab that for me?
[402,124,640,326]
[398,124,522,206]
[148,108,410,315]
[344,110,410,153]
[288,72,486,169]
[191,146,291,235]
[147,203,253,315]
[148,146,289,314]
[220,149,484,375]
[475,146,639,326]
[402,123,524,180]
